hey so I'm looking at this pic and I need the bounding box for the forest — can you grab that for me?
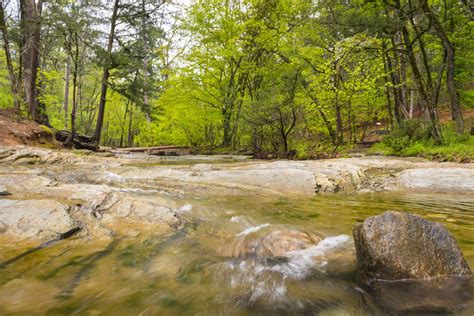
[0,0,472,159]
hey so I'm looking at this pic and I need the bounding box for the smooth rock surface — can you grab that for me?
[0,199,75,240]
[0,173,185,239]
[1,146,474,196]
[353,211,472,283]
[393,167,474,191]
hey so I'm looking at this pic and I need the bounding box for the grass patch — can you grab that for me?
[368,121,474,162]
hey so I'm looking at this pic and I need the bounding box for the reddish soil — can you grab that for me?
[0,109,57,147]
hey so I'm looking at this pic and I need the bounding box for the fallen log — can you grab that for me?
[55,130,97,151]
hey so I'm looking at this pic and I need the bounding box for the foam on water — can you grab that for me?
[100,172,124,182]
[229,215,251,226]
[271,235,351,279]
[225,234,352,304]
[230,234,351,279]
[118,188,160,194]
[236,223,271,236]
[179,204,193,213]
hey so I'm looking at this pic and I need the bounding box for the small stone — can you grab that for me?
[0,185,11,196]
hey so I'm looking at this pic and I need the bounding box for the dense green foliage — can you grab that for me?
[370,121,474,162]
[0,0,472,158]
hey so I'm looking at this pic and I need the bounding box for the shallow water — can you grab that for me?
[119,153,252,166]
[1,187,473,314]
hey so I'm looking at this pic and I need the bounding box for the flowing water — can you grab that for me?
[0,162,473,315]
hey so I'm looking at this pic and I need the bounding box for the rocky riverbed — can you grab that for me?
[0,145,473,314]
[0,145,473,241]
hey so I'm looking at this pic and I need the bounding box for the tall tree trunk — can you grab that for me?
[421,1,464,134]
[384,40,403,124]
[0,4,20,114]
[65,32,79,147]
[409,87,415,119]
[335,100,343,145]
[120,100,130,148]
[401,25,442,143]
[392,33,410,116]
[395,32,408,112]
[222,108,232,146]
[381,42,394,128]
[78,69,83,133]
[141,0,151,122]
[93,0,120,145]
[21,0,42,121]
[63,54,70,129]
[127,104,134,147]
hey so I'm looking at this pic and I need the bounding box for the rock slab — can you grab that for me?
[353,211,471,283]
[0,199,75,240]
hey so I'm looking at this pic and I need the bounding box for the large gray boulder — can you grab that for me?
[353,211,471,283]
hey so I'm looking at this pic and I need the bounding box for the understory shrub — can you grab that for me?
[369,120,474,162]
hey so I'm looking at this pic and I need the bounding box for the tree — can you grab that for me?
[421,0,464,134]
[0,2,20,114]
[93,0,120,145]
[20,0,43,122]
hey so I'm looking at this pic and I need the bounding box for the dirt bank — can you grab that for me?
[0,110,56,147]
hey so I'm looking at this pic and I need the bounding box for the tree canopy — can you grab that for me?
[0,0,472,157]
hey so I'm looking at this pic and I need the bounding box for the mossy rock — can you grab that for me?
[39,124,53,135]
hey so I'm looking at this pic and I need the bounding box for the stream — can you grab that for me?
[0,155,473,315]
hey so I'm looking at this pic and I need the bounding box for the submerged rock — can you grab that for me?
[0,199,75,240]
[220,225,358,277]
[353,211,471,283]
[222,227,322,259]
[260,229,322,258]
